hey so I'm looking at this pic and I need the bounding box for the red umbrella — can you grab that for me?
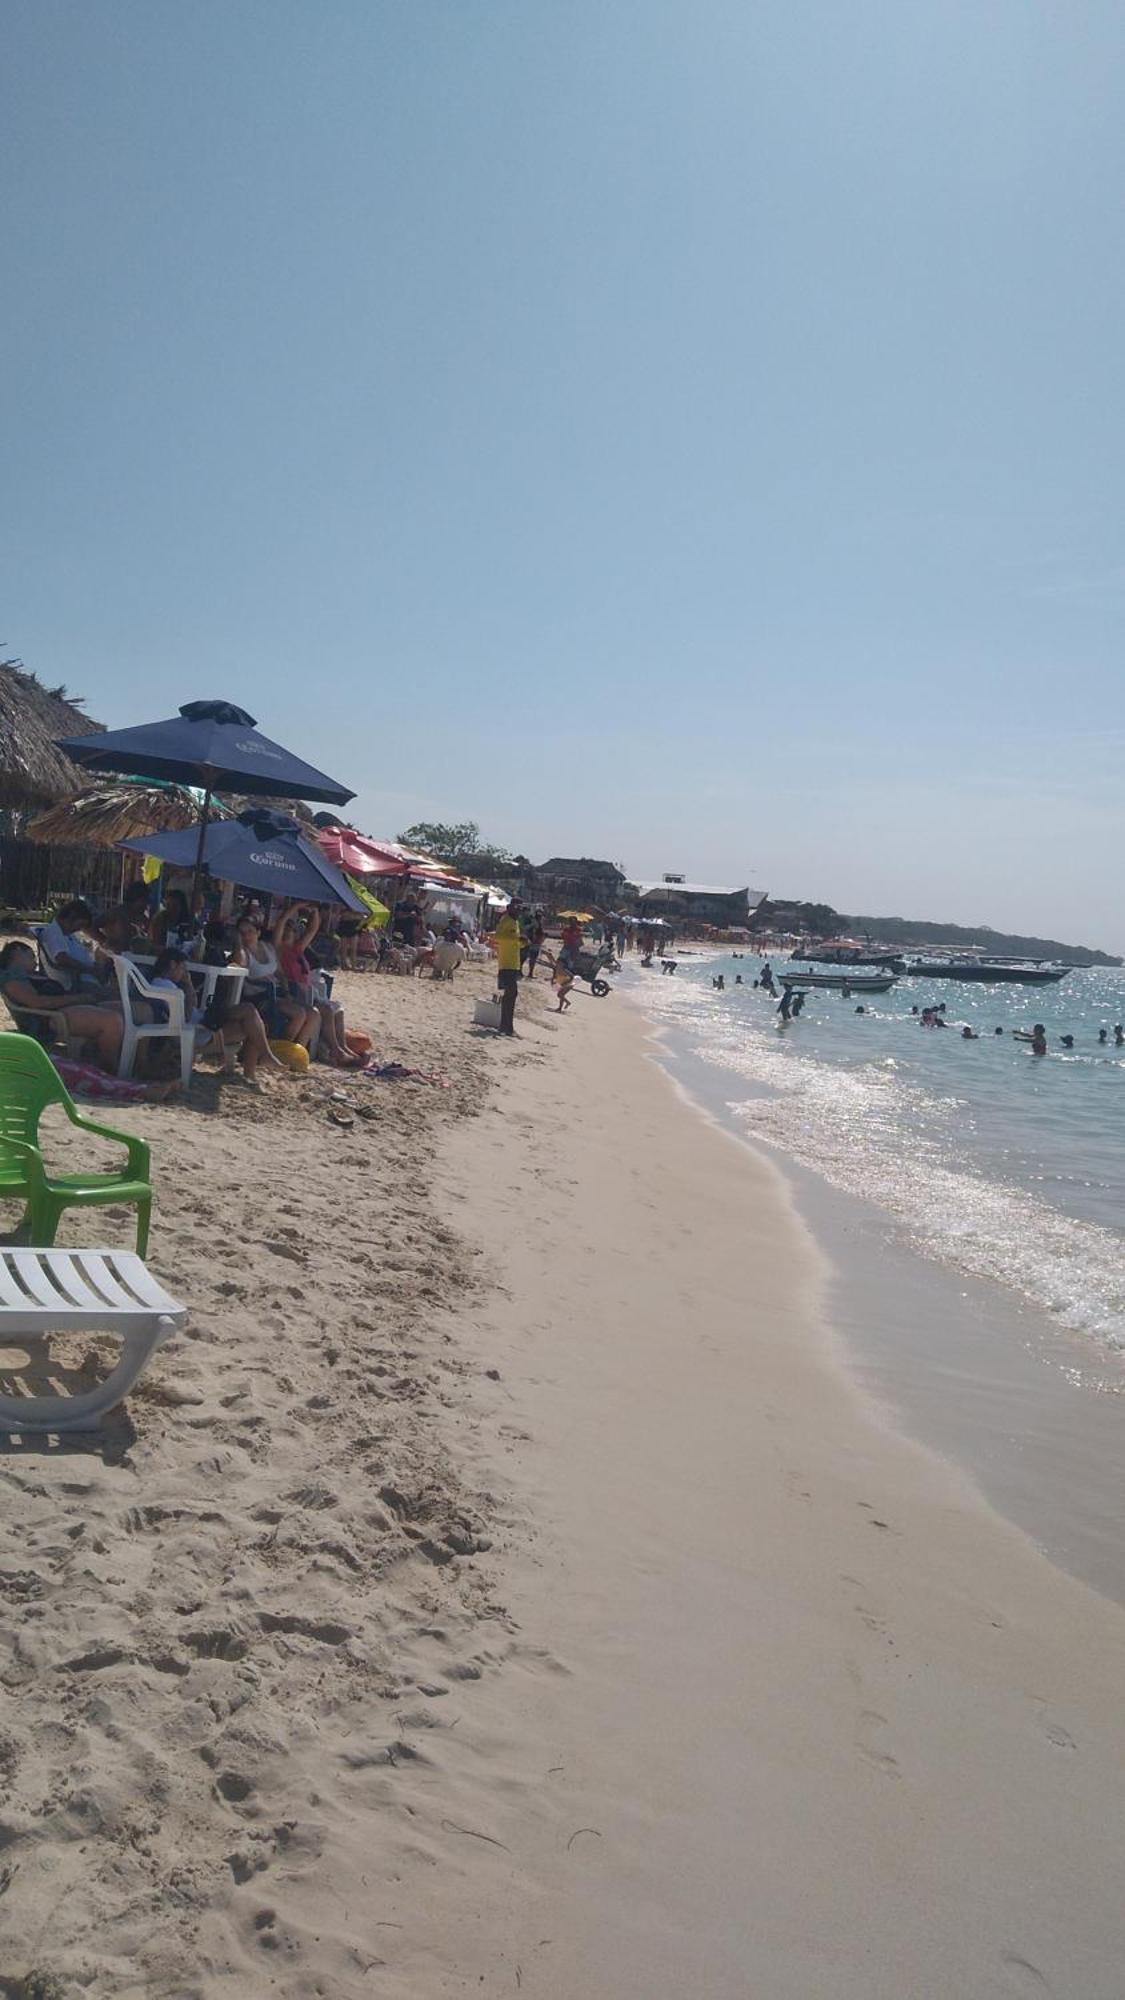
[316,829,405,877]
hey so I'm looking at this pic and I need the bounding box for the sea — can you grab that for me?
[623,947,1125,1598]
[628,950,1125,1375]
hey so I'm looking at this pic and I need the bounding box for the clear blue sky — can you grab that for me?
[4,2,1124,947]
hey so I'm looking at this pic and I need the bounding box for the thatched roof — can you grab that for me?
[24,781,233,849]
[0,659,104,809]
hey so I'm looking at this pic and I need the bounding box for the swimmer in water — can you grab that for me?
[1116,1025,1124,1047]
[1015,1023,1048,1055]
[994,1026,1004,1035]
[962,1025,979,1038]
[1060,1034,1074,1050]
[778,986,794,1022]
[1099,1027,1108,1044]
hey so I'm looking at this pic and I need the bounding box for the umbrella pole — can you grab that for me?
[190,780,214,911]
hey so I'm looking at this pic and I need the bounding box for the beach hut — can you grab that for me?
[0,661,103,814]
[0,663,119,912]
[24,780,228,850]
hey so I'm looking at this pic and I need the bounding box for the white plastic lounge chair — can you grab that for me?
[0,1247,186,1430]
[111,953,209,1090]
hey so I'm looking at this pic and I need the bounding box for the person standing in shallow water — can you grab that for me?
[493,900,524,1037]
[1015,1023,1049,1055]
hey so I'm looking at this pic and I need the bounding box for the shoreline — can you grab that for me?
[414,987,1125,1998]
[622,961,1125,1607]
[5,969,1125,1994]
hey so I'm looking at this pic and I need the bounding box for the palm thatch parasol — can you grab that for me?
[24,781,233,849]
[0,659,104,811]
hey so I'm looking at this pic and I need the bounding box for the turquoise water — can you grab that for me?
[631,953,1125,1364]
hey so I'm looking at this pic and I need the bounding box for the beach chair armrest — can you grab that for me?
[63,1105,151,1180]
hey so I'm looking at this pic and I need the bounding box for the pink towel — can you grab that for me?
[52,1057,151,1103]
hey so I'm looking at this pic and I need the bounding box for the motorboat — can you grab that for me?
[783,970,899,994]
[904,959,1071,985]
[790,944,905,972]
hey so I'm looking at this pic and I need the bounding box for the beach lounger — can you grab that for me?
[0,1247,186,1430]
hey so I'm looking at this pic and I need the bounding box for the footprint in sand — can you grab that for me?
[999,1952,1056,1996]
[853,1601,895,1649]
[1030,1699,1077,1752]
[855,1709,900,1780]
[216,1770,255,1804]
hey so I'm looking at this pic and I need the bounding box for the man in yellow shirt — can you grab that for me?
[493,900,524,1036]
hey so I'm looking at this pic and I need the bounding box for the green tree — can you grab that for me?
[398,821,513,867]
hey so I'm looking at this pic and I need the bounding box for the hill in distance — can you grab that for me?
[762,902,1122,967]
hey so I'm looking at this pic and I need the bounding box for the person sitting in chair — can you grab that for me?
[39,899,110,994]
[275,904,359,1065]
[148,948,285,1088]
[0,938,125,1072]
[231,915,318,1049]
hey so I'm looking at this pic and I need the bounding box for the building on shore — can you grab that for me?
[629,877,768,930]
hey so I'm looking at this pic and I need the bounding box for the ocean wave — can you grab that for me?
[634,970,1125,1354]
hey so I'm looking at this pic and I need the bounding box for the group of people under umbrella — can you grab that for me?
[0,700,374,1093]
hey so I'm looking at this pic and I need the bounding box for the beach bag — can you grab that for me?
[474,997,503,1031]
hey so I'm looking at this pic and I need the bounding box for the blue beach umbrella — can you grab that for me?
[120,808,366,911]
[58,698,355,897]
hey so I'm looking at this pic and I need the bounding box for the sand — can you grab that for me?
[3,964,1125,1997]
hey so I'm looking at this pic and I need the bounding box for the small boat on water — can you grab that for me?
[904,959,1071,986]
[790,945,906,972]
[784,971,899,994]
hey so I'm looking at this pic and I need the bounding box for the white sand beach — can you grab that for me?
[4,968,1125,1997]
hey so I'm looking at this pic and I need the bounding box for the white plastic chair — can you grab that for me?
[0,1247,186,1430]
[111,954,206,1091]
[0,989,83,1057]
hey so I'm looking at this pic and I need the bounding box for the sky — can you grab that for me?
[3,1,1124,948]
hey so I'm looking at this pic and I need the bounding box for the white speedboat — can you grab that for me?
[783,970,899,993]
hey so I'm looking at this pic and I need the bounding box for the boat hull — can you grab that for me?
[905,964,1069,985]
[785,973,898,993]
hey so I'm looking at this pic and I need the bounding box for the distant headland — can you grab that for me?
[759,900,1122,968]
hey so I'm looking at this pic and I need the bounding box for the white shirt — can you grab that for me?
[40,918,95,989]
[248,940,278,979]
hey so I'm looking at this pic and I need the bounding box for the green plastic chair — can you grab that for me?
[0,1032,153,1254]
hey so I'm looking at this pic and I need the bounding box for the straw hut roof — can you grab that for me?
[24,781,233,850]
[0,659,104,810]
[26,781,315,853]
